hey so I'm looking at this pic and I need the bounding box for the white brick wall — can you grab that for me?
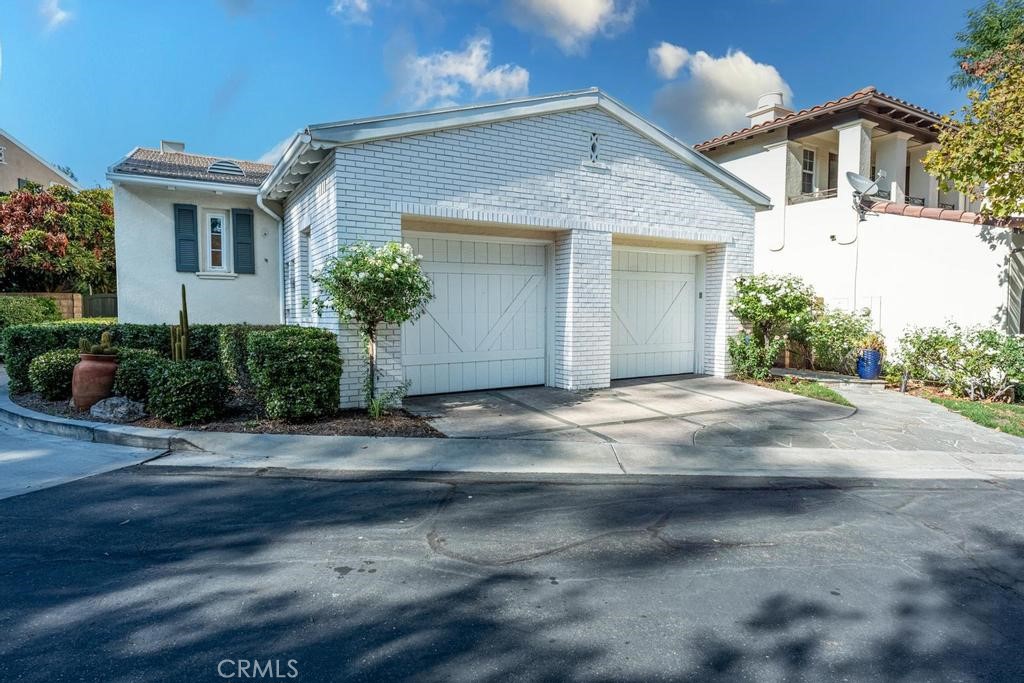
[284,106,756,405]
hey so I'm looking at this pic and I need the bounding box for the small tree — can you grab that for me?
[312,241,433,415]
[730,274,817,346]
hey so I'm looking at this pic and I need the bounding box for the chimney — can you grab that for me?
[160,140,186,153]
[746,92,793,127]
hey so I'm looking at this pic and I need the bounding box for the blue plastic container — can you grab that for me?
[857,349,882,380]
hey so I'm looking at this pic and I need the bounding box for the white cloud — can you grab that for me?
[652,48,792,144]
[40,0,71,31]
[329,0,372,25]
[257,133,298,165]
[390,33,529,108]
[508,0,637,54]
[648,41,689,80]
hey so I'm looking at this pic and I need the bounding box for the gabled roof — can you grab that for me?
[0,127,80,189]
[694,87,944,152]
[261,88,771,208]
[108,148,272,188]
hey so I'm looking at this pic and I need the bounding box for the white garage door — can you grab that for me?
[402,234,547,395]
[611,248,698,380]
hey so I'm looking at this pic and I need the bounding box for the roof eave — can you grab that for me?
[106,172,260,195]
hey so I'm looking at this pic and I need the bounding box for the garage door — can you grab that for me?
[402,234,547,395]
[611,248,698,380]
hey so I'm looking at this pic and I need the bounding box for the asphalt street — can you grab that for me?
[1,465,1023,681]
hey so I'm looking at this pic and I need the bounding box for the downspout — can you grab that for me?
[256,193,285,324]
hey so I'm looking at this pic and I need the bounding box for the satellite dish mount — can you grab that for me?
[847,170,887,221]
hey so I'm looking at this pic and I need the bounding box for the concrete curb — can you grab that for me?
[3,372,1023,481]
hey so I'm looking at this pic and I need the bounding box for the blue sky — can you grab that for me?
[1,0,979,187]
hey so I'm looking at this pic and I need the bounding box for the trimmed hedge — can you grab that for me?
[113,348,164,402]
[28,348,80,400]
[1,321,224,393]
[218,324,278,391]
[247,327,342,421]
[0,296,61,358]
[148,360,229,425]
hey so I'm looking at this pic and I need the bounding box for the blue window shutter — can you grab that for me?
[174,204,199,273]
[232,208,255,274]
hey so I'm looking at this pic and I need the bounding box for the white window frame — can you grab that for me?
[801,148,817,194]
[206,211,229,272]
[299,227,312,321]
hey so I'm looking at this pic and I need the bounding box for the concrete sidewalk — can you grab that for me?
[151,429,1024,480]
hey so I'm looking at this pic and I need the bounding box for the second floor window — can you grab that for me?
[801,149,816,194]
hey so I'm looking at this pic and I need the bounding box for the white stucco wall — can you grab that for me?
[114,184,281,324]
[283,106,759,405]
[753,197,1024,346]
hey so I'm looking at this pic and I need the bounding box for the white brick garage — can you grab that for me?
[267,89,770,406]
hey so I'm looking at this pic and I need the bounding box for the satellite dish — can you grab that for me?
[846,171,878,196]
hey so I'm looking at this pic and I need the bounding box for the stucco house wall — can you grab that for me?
[114,184,281,324]
[754,197,1024,345]
[0,130,77,192]
[283,106,758,406]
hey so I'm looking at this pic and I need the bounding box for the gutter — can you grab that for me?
[256,193,286,325]
[106,172,260,195]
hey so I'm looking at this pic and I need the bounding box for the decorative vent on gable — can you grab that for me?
[0,146,6,164]
[207,159,245,177]
[589,133,599,163]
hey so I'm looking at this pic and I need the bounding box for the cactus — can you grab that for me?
[79,331,116,356]
[170,284,190,361]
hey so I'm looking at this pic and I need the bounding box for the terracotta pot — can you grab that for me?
[72,354,118,411]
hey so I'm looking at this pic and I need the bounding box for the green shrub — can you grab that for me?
[27,348,80,400]
[0,296,61,358]
[807,308,874,373]
[148,360,229,425]
[0,321,234,393]
[895,324,1024,401]
[113,348,163,402]
[728,333,785,380]
[730,273,817,344]
[247,327,342,421]
[218,324,278,391]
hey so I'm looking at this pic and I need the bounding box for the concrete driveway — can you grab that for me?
[406,375,1024,454]
[405,375,852,446]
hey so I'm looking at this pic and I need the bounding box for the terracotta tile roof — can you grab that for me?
[694,86,944,151]
[111,148,272,187]
[867,200,1024,230]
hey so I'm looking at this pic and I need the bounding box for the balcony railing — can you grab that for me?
[788,187,838,205]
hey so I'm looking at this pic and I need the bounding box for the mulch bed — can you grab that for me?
[10,391,444,438]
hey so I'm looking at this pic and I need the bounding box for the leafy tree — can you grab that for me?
[924,64,1024,219]
[312,242,432,415]
[0,185,116,293]
[951,0,1024,89]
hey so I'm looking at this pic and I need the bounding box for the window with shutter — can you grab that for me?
[232,209,255,274]
[173,204,199,272]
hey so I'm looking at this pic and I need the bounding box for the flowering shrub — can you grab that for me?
[312,242,433,415]
[731,274,817,344]
[894,324,1024,401]
[806,307,874,373]
[728,333,785,380]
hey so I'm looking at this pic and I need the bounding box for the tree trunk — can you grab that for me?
[366,329,377,402]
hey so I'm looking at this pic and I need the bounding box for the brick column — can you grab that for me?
[551,229,611,390]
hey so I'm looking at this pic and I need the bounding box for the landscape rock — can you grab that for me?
[90,397,146,422]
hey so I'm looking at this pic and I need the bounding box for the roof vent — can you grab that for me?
[207,159,245,176]
[160,140,186,153]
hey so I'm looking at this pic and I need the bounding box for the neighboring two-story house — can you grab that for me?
[0,128,79,192]
[696,87,1024,347]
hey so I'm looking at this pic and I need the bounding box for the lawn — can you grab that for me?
[926,396,1024,438]
[748,378,854,407]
